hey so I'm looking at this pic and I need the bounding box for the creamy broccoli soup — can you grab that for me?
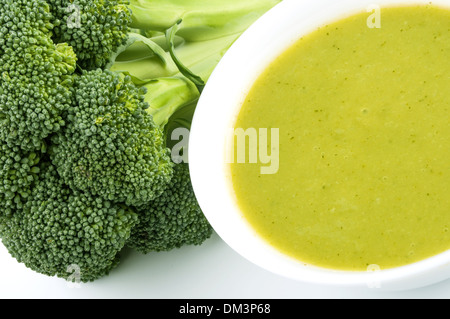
[230,5,450,271]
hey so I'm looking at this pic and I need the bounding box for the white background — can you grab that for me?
[1,232,450,299]
[2,0,450,300]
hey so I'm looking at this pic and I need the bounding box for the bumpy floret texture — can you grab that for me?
[0,163,139,282]
[0,0,215,283]
[0,0,76,151]
[0,144,41,218]
[127,163,213,253]
[51,69,174,207]
[48,0,132,69]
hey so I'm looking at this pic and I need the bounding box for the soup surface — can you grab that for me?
[230,5,450,271]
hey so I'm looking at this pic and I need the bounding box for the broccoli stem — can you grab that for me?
[111,0,282,131]
[110,32,239,83]
[128,0,282,41]
[141,77,200,127]
[166,20,206,91]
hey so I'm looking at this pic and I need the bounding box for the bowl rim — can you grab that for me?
[189,0,450,290]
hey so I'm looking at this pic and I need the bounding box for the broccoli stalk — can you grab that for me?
[140,77,199,128]
[127,0,282,41]
[110,0,282,127]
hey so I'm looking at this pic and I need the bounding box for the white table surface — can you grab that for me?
[1,232,449,299]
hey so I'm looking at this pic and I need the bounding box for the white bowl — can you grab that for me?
[189,0,450,290]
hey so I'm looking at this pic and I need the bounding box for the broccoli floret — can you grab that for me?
[0,0,281,283]
[48,0,132,69]
[0,144,41,218]
[50,69,174,207]
[127,163,213,253]
[0,0,76,151]
[0,163,139,282]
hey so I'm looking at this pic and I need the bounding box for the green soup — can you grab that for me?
[230,5,450,271]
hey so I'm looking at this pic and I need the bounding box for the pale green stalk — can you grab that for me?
[110,0,282,128]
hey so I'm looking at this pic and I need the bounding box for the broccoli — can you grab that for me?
[47,0,132,69]
[0,0,280,283]
[0,0,76,151]
[127,163,213,253]
[50,69,174,207]
[0,144,41,219]
[0,162,138,282]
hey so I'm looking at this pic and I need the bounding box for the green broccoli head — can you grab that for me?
[0,144,41,219]
[0,163,139,283]
[0,0,76,151]
[50,69,174,207]
[127,163,213,253]
[48,0,132,69]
